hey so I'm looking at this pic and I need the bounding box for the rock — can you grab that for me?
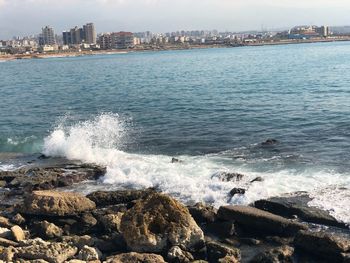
[0,227,11,238]
[188,203,217,224]
[218,256,239,263]
[105,252,166,263]
[16,238,78,263]
[0,246,16,262]
[80,213,98,228]
[12,213,26,225]
[77,245,102,261]
[87,188,156,207]
[254,194,347,228]
[261,139,279,146]
[211,172,245,182]
[250,177,264,183]
[21,190,96,216]
[120,193,204,253]
[0,216,13,228]
[167,245,194,262]
[99,213,123,233]
[206,241,241,263]
[294,230,350,261]
[171,158,183,163]
[0,181,6,187]
[61,235,94,249]
[34,221,63,239]
[250,245,294,263]
[205,220,235,238]
[218,205,307,236]
[0,237,18,246]
[229,188,246,197]
[11,225,25,242]
[93,233,126,253]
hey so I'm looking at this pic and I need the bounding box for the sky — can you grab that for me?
[0,0,350,39]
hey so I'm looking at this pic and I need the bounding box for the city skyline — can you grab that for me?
[1,0,350,39]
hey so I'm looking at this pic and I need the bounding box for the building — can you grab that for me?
[70,26,84,44]
[315,26,330,37]
[111,32,134,49]
[62,31,71,45]
[41,26,56,45]
[99,33,112,49]
[83,23,96,44]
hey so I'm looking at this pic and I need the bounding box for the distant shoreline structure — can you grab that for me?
[1,37,350,61]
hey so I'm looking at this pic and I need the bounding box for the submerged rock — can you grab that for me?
[218,205,307,236]
[261,139,279,146]
[211,172,245,182]
[229,188,246,197]
[21,190,96,216]
[120,193,205,253]
[105,252,166,263]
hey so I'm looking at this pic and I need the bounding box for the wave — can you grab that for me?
[42,113,350,224]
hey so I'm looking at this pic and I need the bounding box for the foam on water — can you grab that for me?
[42,113,350,225]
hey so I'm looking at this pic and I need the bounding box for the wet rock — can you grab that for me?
[120,193,205,253]
[261,139,279,146]
[250,245,294,263]
[251,177,264,183]
[167,245,194,263]
[16,238,78,263]
[294,230,350,261]
[171,158,183,163]
[99,213,123,233]
[33,221,63,239]
[87,188,156,207]
[77,245,102,261]
[21,190,96,216]
[105,252,166,263]
[218,205,307,236]
[212,172,245,182]
[188,202,217,224]
[254,193,347,228]
[206,241,241,263]
[11,225,25,242]
[229,188,246,197]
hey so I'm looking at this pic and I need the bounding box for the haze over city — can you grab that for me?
[1,0,350,38]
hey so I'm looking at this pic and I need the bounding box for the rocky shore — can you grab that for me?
[0,158,349,262]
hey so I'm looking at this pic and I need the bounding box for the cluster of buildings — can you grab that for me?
[0,23,343,55]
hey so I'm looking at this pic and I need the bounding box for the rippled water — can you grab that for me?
[1,42,350,223]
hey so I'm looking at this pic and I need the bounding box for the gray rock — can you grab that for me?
[218,205,308,236]
[188,202,217,224]
[211,172,245,182]
[167,245,194,262]
[229,188,246,197]
[77,245,102,261]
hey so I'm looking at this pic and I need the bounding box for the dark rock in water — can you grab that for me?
[105,252,166,263]
[211,172,245,182]
[294,230,350,262]
[21,190,96,216]
[171,157,183,163]
[261,139,279,146]
[250,177,264,183]
[254,194,347,228]
[120,193,204,253]
[188,202,217,224]
[87,188,156,207]
[206,241,241,263]
[229,188,246,197]
[218,205,308,236]
[250,245,294,263]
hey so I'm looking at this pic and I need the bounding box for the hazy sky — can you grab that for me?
[1,0,350,39]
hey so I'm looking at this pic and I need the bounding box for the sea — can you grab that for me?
[0,42,350,225]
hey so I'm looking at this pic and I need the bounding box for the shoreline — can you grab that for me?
[2,37,350,62]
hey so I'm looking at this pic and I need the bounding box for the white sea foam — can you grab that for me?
[42,113,350,225]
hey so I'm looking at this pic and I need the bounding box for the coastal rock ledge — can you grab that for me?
[120,192,205,253]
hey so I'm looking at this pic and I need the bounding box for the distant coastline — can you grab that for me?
[1,37,350,62]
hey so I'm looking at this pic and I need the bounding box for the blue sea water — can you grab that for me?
[0,42,350,223]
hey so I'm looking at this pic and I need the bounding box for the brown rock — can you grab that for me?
[12,213,26,225]
[105,252,166,263]
[206,241,241,263]
[34,221,63,239]
[0,237,18,246]
[21,191,96,216]
[0,216,13,228]
[99,213,123,233]
[188,202,217,224]
[167,245,194,262]
[250,245,294,263]
[120,193,204,253]
[11,225,25,242]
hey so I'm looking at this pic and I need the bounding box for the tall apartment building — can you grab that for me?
[111,32,134,49]
[99,33,112,49]
[41,26,56,45]
[83,23,96,44]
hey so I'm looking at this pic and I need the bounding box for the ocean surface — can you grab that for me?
[1,42,350,224]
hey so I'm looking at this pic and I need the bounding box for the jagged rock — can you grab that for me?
[167,245,194,262]
[21,191,96,216]
[0,237,18,246]
[77,245,102,261]
[61,235,94,249]
[254,194,347,228]
[34,221,63,239]
[16,238,78,263]
[188,203,217,224]
[250,245,294,263]
[294,230,350,261]
[80,213,98,228]
[211,172,245,182]
[93,233,126,253]
[12,213,26,225]
[206,241,241,263]
[0,216,13,228]
[105,252,166,263]
[99,213,123,233]
[11,225,25,242]
[0,246,16,262]
[120,193,205,253]
[229,188,246,197]
[218,205,307,236]
[87,188,156,207]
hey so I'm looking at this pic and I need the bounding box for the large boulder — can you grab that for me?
[294,230,350,262]
[21,191,96,216]
[106,252,166,263]
[120,193,205,253]
[218,205,307,236]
